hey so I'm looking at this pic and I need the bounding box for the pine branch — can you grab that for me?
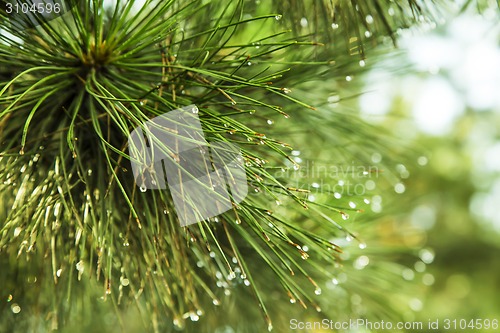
[0,0,445,332]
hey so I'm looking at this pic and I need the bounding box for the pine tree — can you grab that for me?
[0,1,455,332]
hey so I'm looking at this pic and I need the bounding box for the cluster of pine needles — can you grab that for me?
[1,0,446,332]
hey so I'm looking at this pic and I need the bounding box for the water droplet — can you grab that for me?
[56,269,62,277]
[345,75,352,82]
[311,182,320,189]
[359,60,366,67]
[328,95,340,103]
[247,61,252,66]
[190,313,200,321]
[191,106,199,114]
[359,242,367,249]
[418,156,428,166]
[341,212,349,220]
[300,17,308,27]
[76,260,84,273]
[332,278,339,285]
[249,110,255,114]
[334,192,342,199]
[365,15,374,24]
[365,30,372,38]
[409,298,423,312]
[331,23,339,29]
[394,183,406,194]
[244,279,251,286]
[293,165,300,171]
[11,304,21,314]
[139,185,147,192]
[289,297,296,303]
[354,255,370,270]
[87,169,93,176]
[281,87,291,94]
[415,261,426,272]
[275,14,282,20]
[423,273,435,286]
[173,318,184,329]
[388,7,395,16]
[121,278,130,286]
[275,200,281,206]
[348,201,356,208]
[314,288,322,295]
[419,248,435,264]
[213,299,221,305]
[13,227,22,237]
[20,164,27,173]
[401,268,415,281]
[346,235,353,242]
[268,323,273,332]
[19,148,24,155]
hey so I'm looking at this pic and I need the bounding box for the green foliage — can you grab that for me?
[0,0,445,332]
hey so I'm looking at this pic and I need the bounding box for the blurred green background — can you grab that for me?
[351,9,500,332]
